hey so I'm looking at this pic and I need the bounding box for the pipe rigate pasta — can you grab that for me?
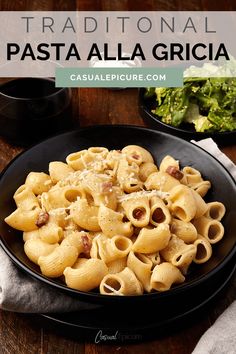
[132,224,171,253]
[24,239,59,264]
[139,162,158,182]
[23,230,40,242]
[182,166,203,184]
[150,196,171,226]
[5,145,226,295]
[70,199,100,231]
[39,222,63,244]
[145,252,161,267]
[122,145,154,164]
[100,267,143,295]
[193,235,212,264]
[90,234,132,263]
[106,257,127,274]
[79,171,117,210]
[14,185,40,210]
[38,242,78,278]
[105,149,123,170]
[121,196,150,228]
[160,234,197,273]
[170,218,198,244]
[159,155,179,173]
[66,150,92,170]
[191,189,208,218]
[205,201,226,221]
[88,147,108,158]
[182,166,211,197]
[43,185,85,211]
[144,171,180,192]
[64,258,108,292]
[190,180,211,198]
[117,158,143,193]
[48,208,69,229]
[98,204,133,238]
[63,231,92,253]
[193,216,224,244]
[169,185,197,222]
[5,207,41,232]
[127,251,152,292]
[25,172,53,195]
[49,161,74,183]
[151,262,185,291]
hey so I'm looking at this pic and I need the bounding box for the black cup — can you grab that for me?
[0,78,73,146]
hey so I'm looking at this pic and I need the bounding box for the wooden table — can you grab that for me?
[0,1,235,354]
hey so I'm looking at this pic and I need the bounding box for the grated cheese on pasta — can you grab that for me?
[117,189,169,202]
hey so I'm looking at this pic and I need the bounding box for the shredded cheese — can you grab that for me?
[117,189,169,202]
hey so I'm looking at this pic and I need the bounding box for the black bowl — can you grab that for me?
[0,125,235,307]
[139,88,236,145]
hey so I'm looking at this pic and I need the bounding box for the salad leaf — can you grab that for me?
[144,87,156,98]
[193,116,214,132]
[145,77,236,133]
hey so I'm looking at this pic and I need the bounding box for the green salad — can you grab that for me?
[145,77,236,133]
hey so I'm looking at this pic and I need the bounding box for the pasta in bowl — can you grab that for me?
[0,126,236,306]
[4,142,227,296]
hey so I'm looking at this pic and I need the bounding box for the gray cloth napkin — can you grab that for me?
[192,300,236,354]
[0,246,98,313]
[191,138,236,354]
[0,138,235,322]
[192,138,236,180]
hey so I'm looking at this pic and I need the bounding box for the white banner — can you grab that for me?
[0,11,235,77]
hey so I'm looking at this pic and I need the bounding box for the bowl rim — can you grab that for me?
[0,77,70,101]
[0,124,235,302]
